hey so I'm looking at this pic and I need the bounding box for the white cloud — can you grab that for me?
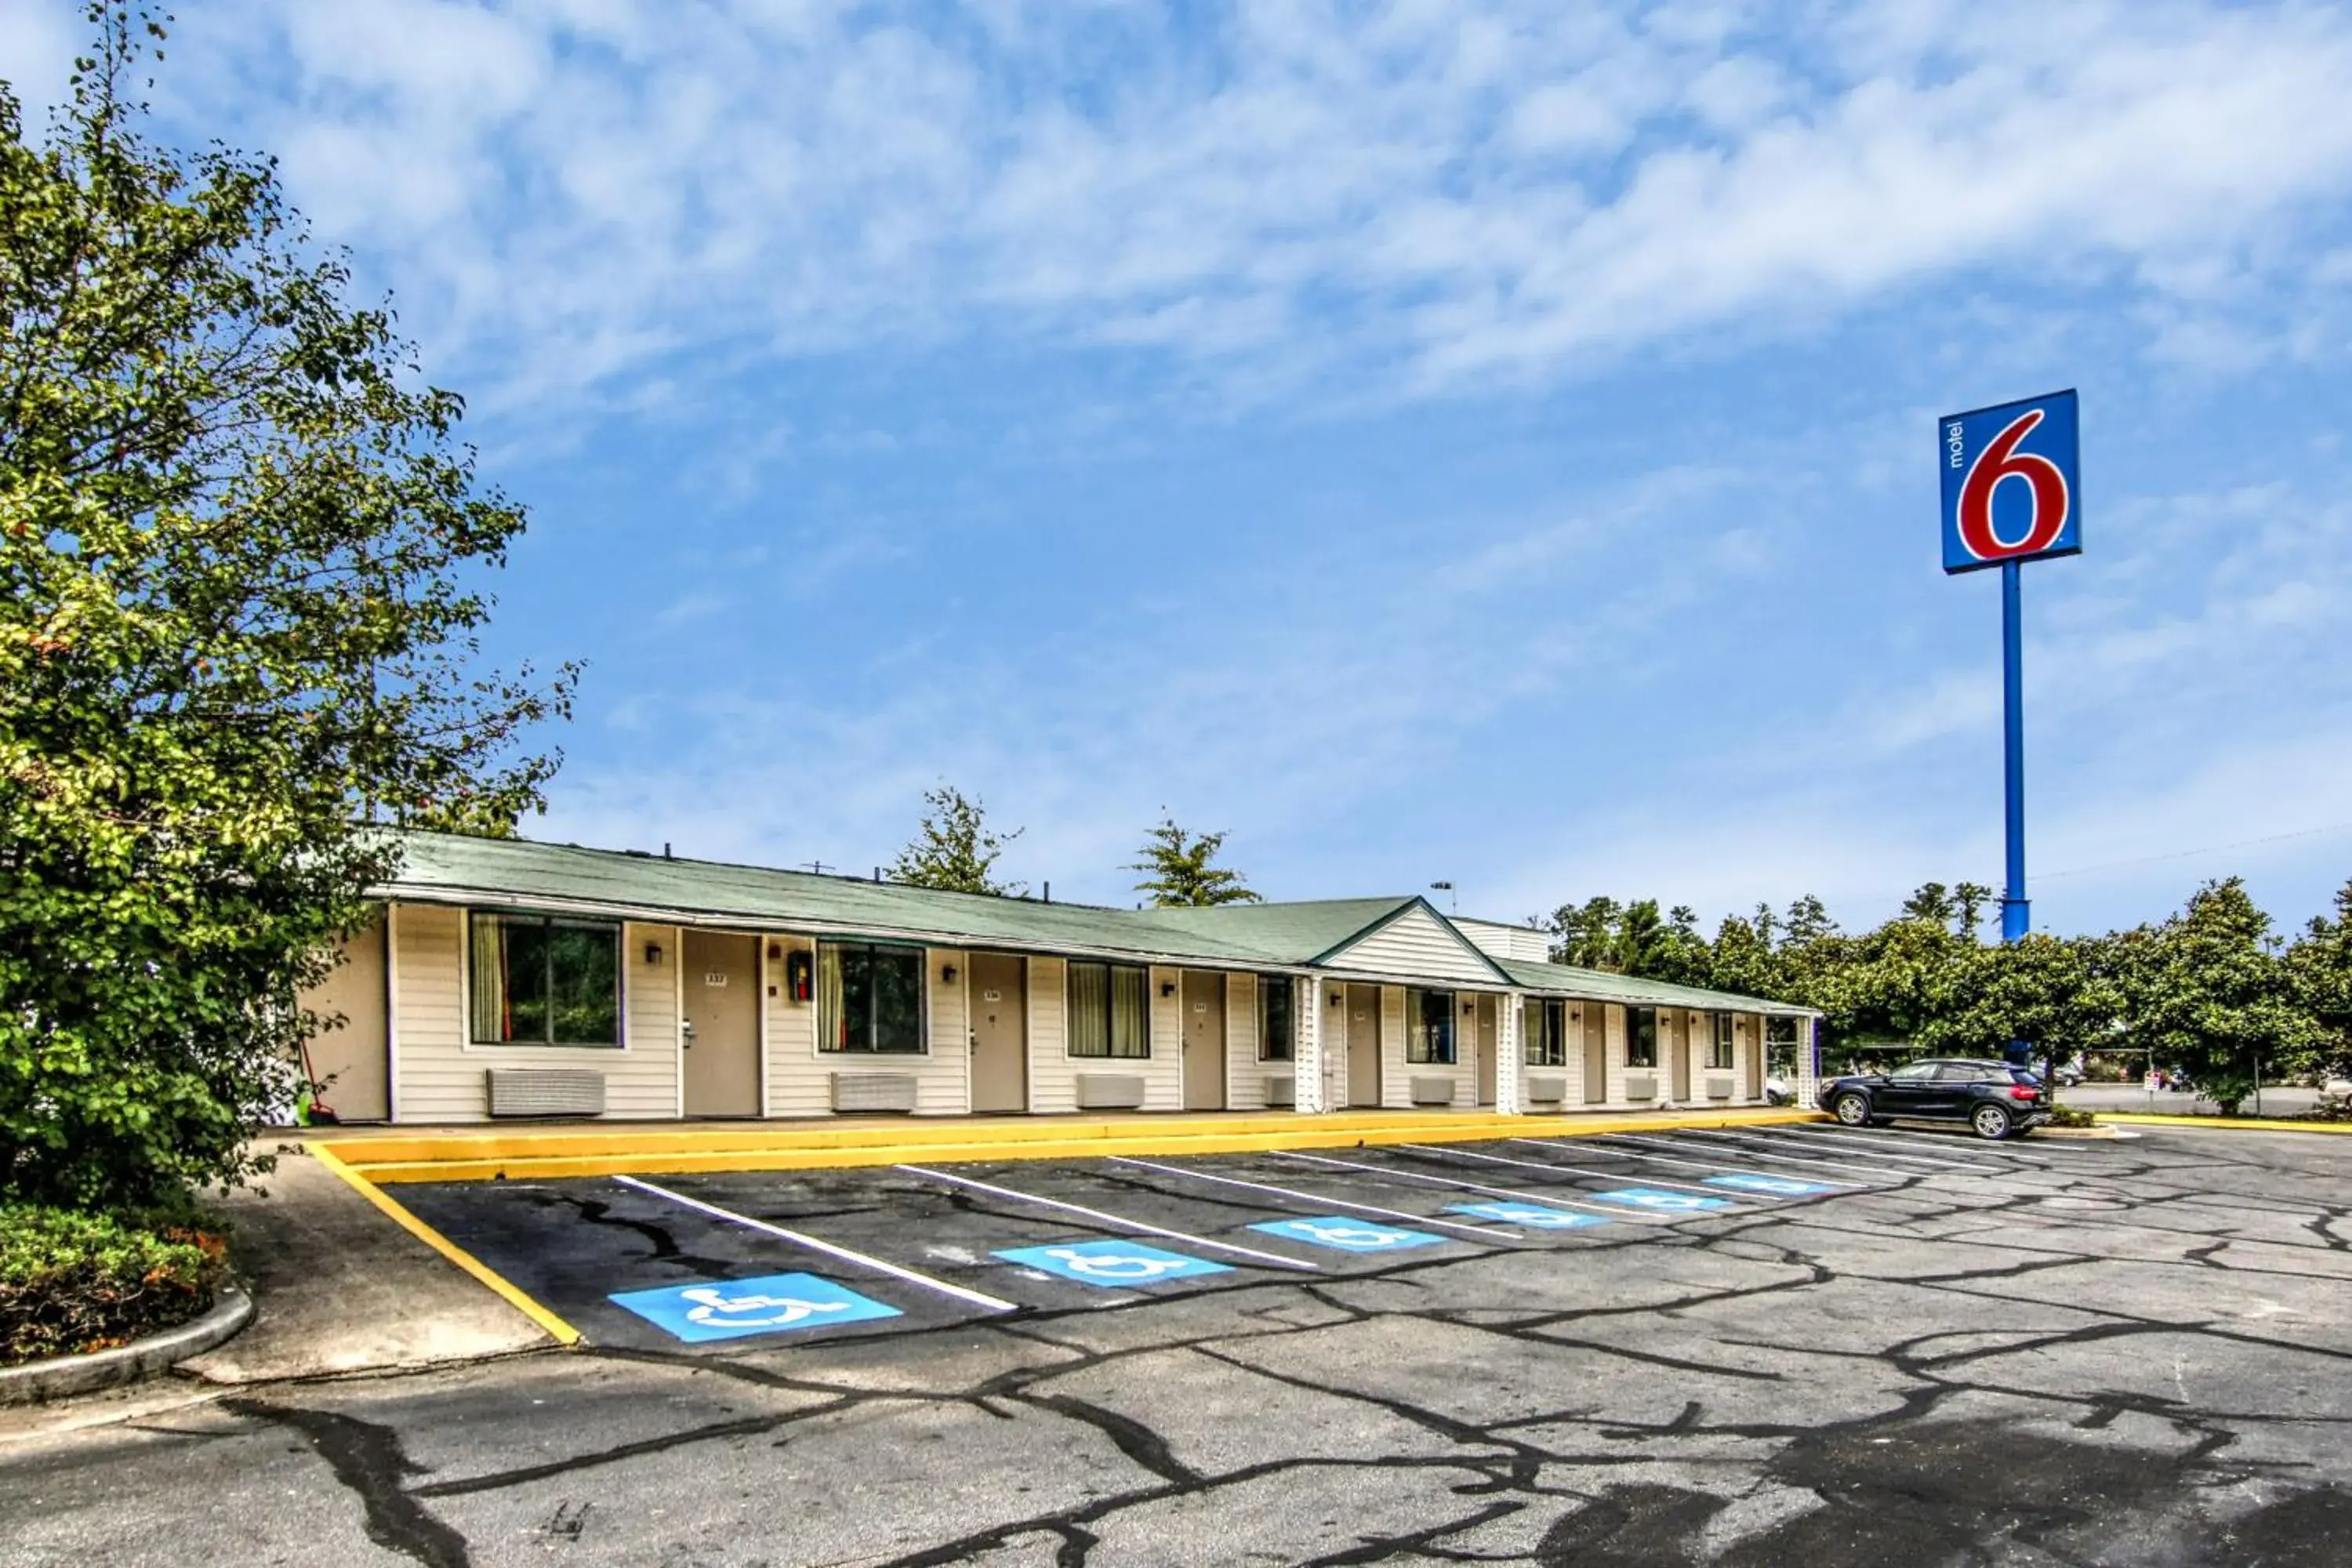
[31,0,2330,421]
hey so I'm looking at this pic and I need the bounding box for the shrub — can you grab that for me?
[0,1204,227,1367]
[2044,1103,2098,1129]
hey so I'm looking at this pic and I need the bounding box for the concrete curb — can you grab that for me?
[2103,1112,2352,1134]
[0,1287,253,1407]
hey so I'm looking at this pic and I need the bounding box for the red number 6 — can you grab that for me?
[1957,410,2069,561]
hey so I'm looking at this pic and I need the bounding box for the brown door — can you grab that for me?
[682,931,760,1117]
[1582,1006,1607,1103]
[1346,982,1382,1106]
[1668,1011,1692,1101]
[1744,1017,1765,1099]
[969,953,1027,1113]
[1475,995,1498,1105]
[1181,971,1227,1111]
[301,911,390,1121]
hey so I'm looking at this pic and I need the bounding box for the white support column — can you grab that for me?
[1495,991,1524,1114]
[1295,975,1327,1114]
[1795,1017,1820,1109]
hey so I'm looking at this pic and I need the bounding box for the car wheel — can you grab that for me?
[1971,1103,2014,1141]
[1833,1091,1872,1127]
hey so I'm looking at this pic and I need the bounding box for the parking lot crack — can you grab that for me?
[1014,1391,1201,1487]
[220,1398,470,1568]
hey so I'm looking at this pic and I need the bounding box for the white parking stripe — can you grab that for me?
[1397,1142,1825,1197]
[1599,1132,1921,1179]
[1506,1136,1876,1183]
[1279,1149,1681,1223]
[897,1164,1322,1272]
[1778,1123,2065,1161]
[1671,1127,1999,1173]
[1108,1156,1526,1239]
[617,1175,1022,1312]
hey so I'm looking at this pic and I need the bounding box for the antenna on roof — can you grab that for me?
[1429,880,1456,914]
[803,860,832,875]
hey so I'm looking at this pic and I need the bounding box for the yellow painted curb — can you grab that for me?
[309,1143,584,1346]
[322,1109,1828,1185]
[2102,1112,2352,1134]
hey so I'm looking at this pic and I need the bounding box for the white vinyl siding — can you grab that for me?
[1224,971,1269,1110]
[768,938,968,1116]
[1323,906,1504,987]
[388,902,680,1121]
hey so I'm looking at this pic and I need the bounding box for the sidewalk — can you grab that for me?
[176,1143,555,1384]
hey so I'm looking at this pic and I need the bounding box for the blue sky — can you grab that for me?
[7,0,2352,938]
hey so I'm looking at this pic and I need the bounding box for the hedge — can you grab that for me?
[1,1205,227,1367]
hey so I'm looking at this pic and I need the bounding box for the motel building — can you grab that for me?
[299,833,1822,1126]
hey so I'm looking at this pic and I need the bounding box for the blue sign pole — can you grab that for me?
[1939,387,2079,953]
[2000,560,2028,944]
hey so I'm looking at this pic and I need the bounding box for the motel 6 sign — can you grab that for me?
[1938,389,2082,575]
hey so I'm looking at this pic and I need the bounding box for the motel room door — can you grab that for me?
[1346,983,1382,1107]
[1666,1011,1693,1102]
[969,953,1028,1114]
[682,930,760,1117]
[1181,971,1227,1111]
[1474,995,1499,1106]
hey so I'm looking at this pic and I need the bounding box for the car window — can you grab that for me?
[1889,1062,1938,1081]
[1936,1064,1990,1082]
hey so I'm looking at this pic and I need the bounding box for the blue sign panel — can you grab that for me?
[1939,388,2082,575]
[1592,1188,1734,1213]
[1445,1202,1610,1229]
[994,1239,1231,1287]
[608,1272,899,1344]
[1247,1216,1445,1253]
[1703,1174,1836,1196]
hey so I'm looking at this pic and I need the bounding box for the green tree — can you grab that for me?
[891,785,1024,895]
[1127,815,1261,907]
[1547,896,1624,970]
[2286,880,2352,1076]
[1,6,575,1210]
[2111,879,2325,1113]
[1918,933,2122,1080]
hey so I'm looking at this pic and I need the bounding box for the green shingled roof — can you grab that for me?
[1494,956,1820,1018]
[376,830,1817,1014]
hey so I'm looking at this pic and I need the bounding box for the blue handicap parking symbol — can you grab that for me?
[1247,1216,1445,1253]
[994,1239,1232,1287]
[1593,1187,1735,1212]
[608,1272,900,1344]
[1445,1202,1610,1229]
[1704,1174,1835,1196]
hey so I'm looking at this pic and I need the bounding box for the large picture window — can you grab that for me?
[1766,1014,1802,1075]
[1709,1012,1735,1070]
[469,912,621,1047]
[1523,999,1566,1067]
[1069,962,1150,1058]
[1627,1006,1659,1069]
[1407,989,1456,1064]
[818,942,926,1053]
[1258,975,1295,1062]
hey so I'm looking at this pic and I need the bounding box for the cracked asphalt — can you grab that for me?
[5,1123,2350,1566]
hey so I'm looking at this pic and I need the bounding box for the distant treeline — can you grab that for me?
[1541,879,2351,1112]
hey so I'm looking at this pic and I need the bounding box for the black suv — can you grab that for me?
[1816,1058,2049,1141]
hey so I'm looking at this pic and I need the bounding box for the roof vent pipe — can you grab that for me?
[1044,881,1051,904]
[873,866,882,883]
[662,842,672,860]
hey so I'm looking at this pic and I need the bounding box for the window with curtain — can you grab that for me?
[1627,1005,1658,1068]
[1523,999,1566,1066]
[1407,989,1455,1064]
[1068,962,1149,1058]
[469,912,620,1047]
[1709,1012,1735,1069]
[1258,975,1294,1062]
[818,942,926,1053]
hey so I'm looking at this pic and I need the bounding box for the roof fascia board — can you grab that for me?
[376,886,1305,975]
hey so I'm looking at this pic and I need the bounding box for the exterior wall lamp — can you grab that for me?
[644,941,663,965]
[1160,980,1177,998]
[942,964,958,985]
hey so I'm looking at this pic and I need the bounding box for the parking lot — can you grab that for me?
[7,1122,2352,1565]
